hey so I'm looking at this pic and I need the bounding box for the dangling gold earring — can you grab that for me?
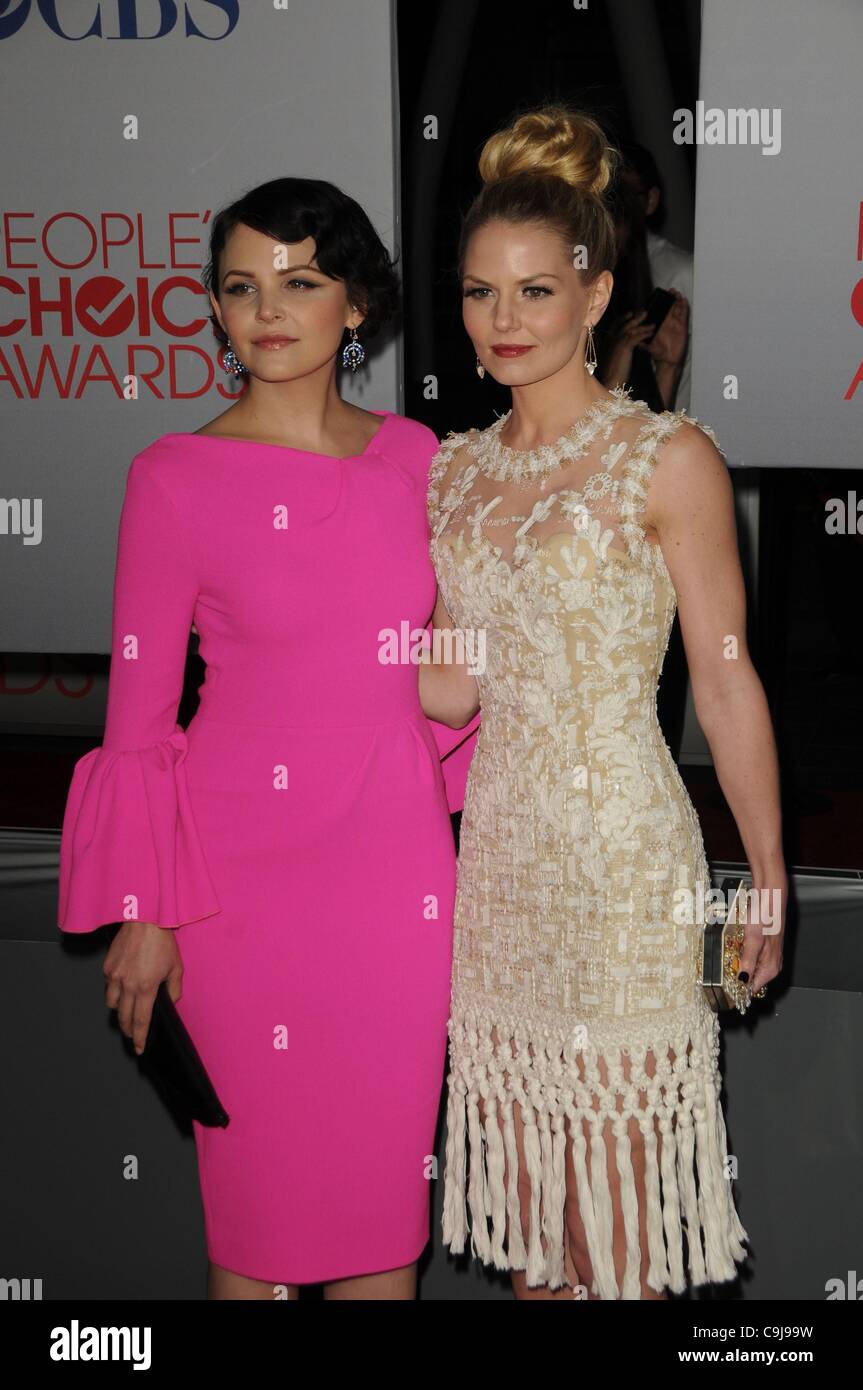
[584,323,597,376]
[476,355,486,379]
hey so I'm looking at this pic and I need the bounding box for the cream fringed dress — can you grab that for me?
[426,386,750,1299]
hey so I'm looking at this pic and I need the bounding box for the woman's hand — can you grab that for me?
[103,921,184,1055]
[602,309,657,387]
[739,863,787,996]
[646,288,689,368]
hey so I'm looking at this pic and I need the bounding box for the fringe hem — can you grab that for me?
[441,993,750,1299]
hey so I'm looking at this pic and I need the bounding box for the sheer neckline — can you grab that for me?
[486,386,636,458]
[462,387,648,483]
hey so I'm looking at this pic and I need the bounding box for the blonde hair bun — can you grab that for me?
[478,104,618,198]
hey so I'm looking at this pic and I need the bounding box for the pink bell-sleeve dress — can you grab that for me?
[57,409,465,1285]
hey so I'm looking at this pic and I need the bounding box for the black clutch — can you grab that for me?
[139,980,230,1128]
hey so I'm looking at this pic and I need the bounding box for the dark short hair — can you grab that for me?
[201,177,401,347]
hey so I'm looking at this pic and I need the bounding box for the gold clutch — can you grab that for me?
[699,876,756,1015]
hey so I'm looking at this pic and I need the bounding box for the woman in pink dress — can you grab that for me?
[57,177,466,1300]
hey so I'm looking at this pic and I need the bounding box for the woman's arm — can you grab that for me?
[57,452,217,1051]
[418,588,480,729]
[646,422,787,995]
[647,290,689,410]
[600,309,656,390]
[653,360,684,411]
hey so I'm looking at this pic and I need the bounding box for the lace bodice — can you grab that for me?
[428,386,722,589]
[426,385,727,1020]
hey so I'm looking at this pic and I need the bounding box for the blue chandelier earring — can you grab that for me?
[222,339,246,377]
[342,325,366,373]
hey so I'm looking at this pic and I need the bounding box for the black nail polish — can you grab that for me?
[738,970,749,983]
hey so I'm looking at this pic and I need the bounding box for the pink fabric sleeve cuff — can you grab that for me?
[57,725,221,933]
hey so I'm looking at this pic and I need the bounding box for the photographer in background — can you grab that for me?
[595,153,689,412]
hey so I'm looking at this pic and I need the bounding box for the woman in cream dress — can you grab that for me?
[420,107,786,1301]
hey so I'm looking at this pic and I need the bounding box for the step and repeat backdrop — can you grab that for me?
[1,0,401,655]
[692,0,863,468]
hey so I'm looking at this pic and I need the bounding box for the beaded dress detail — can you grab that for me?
[426,386,749,1298]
